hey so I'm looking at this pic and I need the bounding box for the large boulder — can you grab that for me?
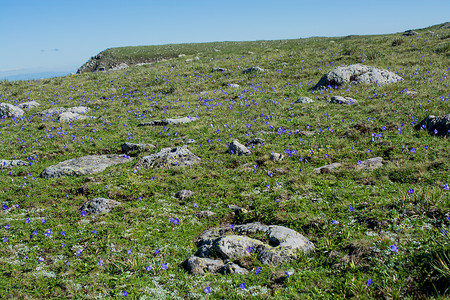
[416,114,450,136]
[185,222,314,274]
[79,197,121,214]
[0,103,24,118]
[137,116,198,126]
[134,146,201,169]
[41,155,133,178]
[314,64,403,89]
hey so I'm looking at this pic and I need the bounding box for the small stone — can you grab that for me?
[328,96,357,104]
[79,197,121,214]
[314,163,342,174]
[135,146,201,169]
[0,159,28,169]
[196,211,216,218]
[270,153,284,162]
[356,157,383,170]
[59,112,89,122]
[175,190,194,200]
[247,138,265,146]
[402,30,419,36]
[228,84,240,89]
[228,140,251,156]
[67,106,90,114]
[295,97,314,104]
[211,68,227,72]
[121,142,156,153]
[17,101,40,109]
[243,67,264,74]
[38,107,67,116]
[184,256,225,275]
[417,114,450,136]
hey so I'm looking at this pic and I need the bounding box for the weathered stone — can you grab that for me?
[67,106,90,114]
[402,30,419,36]
[0,159,28,169]
[137,116,198,126]
[243,67,265,74]
[405,91,416,96]
[247,138,265,146]
[38,107,67,116]
[175,189,194,200]
[196,210,216,218]
[212,68,227,72]
[121,142,156,153]
[314,163,342,174]
[217,263,249,275]
[59,112,89,122]
[0,103,24,118]
[41,155,133,178]
[17,101,40,109]
[228,140,251,156]
[295,97,314,104]
[314,64,403,89]
[185,256,225,275]
[135,146,201,169]
[328,96,357,104]
[110,63,129,71]
[79,197,121,214]
[228,84,240,89]
[356,157,383,170]
[270,153,284,161]
[417,114,450,136]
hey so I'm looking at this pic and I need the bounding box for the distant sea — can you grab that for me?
[1,71,73,81]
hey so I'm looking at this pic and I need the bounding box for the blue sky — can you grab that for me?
[0,0,448,79]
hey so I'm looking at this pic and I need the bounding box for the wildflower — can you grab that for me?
[230,224,235,230]
[255,266,262,274]
[61,243,65,247]
[80,210,87,217]
[246,246,254,253]
[285,271,294,277]
[408,189,414,194]
[332,220,339,225]
[390,244,399,252]
[410,148,416,153]
[60,231,66,236]
[204,286,211,294]
[349,205,355,212]
[76,249,82,256]
[3,237,7,243]
[92,229,97,234]
[239,283,246,290]
[42,218,47,224]
[25,218,30,223]
[155,249,160,254]
[123,291,128,296]
[2,204,8,210]
[367,279,373,286]
[127,249,133,255]
[440,184,449,190]
[146,265,152,272]
[161,263,168,270]
[4,224,9,230]
[38,256,44,262]
[193,203,198,207]
[98,259,103,266]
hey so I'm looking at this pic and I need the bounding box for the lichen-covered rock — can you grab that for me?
[41,155,133,178]
[59,112,89,122]
[295,97,314,104]
[175,189,194,200]
[137,116,198,126]
[247,138,265,146]
[17,101,40,109]
[416,114,450,136]
[135,146,201,169]
[228,140,251,156]
[0,159,28,169]
[314,163,342,174]
[79,197,121,214]
[314,64,403,89]
[356,157,383,170]
[0,103,24,118]
[328,96,357,104]
[121,142,156,153]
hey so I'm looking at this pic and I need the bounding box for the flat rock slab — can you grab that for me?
[41,154,133,178]
[79,197,121,214]
[137,116,198,126]
[59,112,90,122]
[417,114,450,136]
[356,157,383,170]
[314,64,403,89]
[328,96,357,104]
[0,159,28,169]
[185,222,314,274]
[314,163,342,174]
[18,101,41,109]
[228,140,251,156]
[134,146,201,169]
[121,142,156,153]
[0,103,24,118]
[295,97,314,104]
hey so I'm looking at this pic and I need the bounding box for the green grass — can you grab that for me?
[0,24,449,299]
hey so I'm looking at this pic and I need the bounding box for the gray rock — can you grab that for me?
[417,114,450,136]
[121,142,156,153]
[67,106,90,114]
[175,189,194,200]
[356,157,383,170]
[59,112,89,122]
[314,64,403,89]
[217,263,249,275]
[213,235,263,259]
[0,159,28,169]
[328,96,357,104]
[228,140,251,156]
[247,138,265,146]
[314,163,342,174]
[135,146,201,169]
[185,256,225,275]
[79,197,121,214]
[17,101,40,109]
[38,107,67,116]
[212,68,227,72]
[228,84,240,89]
[0,103,24,118]
[270,153,284,162]
[196,210,216,218]
[405,91,416,96]
[402,30,419,36]
[41,155,133,178]
[137,116,198,126]
[243,67,265,74]
[110,63,129,71]
[295,97,314,104]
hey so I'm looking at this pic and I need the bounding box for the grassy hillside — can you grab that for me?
[1,24,449,299]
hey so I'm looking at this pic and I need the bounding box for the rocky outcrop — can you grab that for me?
[41,155,133,178]
[314,64,403,89]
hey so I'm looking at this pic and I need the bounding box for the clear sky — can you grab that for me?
[0,0,448,79]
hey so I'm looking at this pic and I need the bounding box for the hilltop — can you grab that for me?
[0,23,449,299]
